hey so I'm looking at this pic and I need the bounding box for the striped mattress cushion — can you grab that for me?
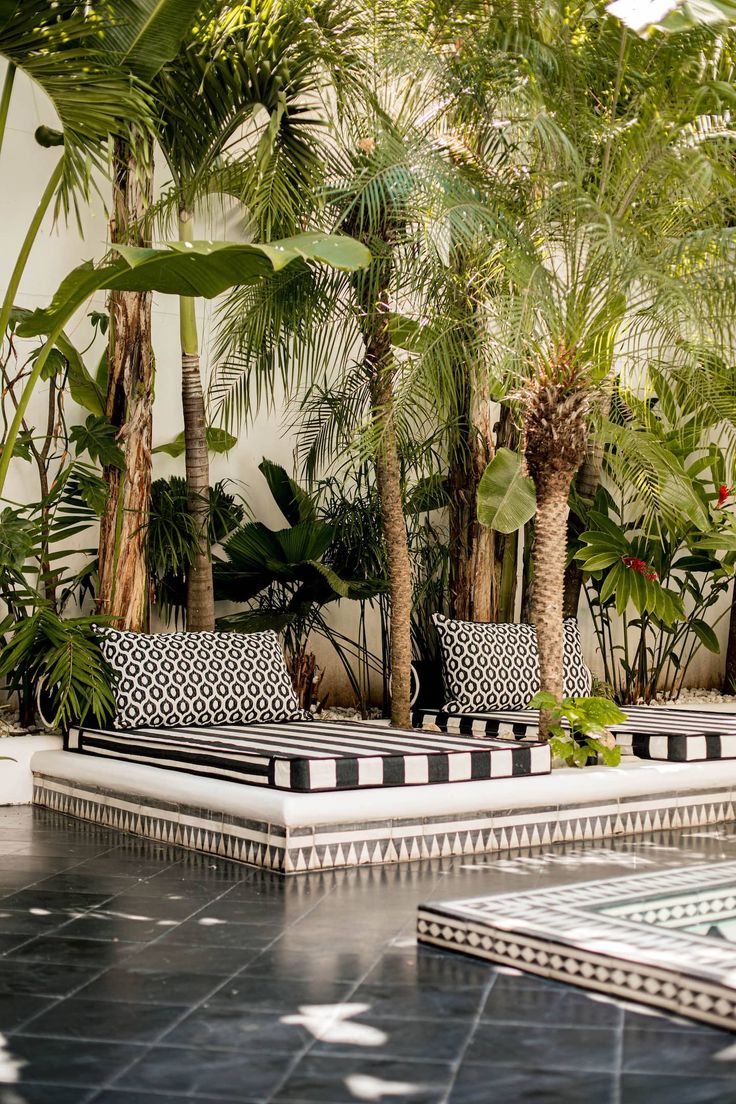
[65,719,551,793]
[413,705,736,762]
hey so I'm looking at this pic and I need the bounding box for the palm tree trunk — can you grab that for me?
[523,361,593,738]
[97,135,153,631]
[178,208,214,631]
[353,250,412,728]
[369,363,413,728]
[532,470,572,735]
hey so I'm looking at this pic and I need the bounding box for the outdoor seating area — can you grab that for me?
[3,0,736,1100]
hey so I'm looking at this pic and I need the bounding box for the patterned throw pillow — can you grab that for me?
[96,628,307,729]
[433,615,592,713]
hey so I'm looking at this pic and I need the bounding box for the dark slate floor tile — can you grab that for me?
[448,1066,616,1104]
[106,877,222,901]
[0,994,55,1032]
[74,967,225,1006]
[0,961,101,998]
[0,1084,92,1104]
[241,946,375,982]
[312,1011,475,1060]
[194,899,283,924]
[91,1093,243,1104]
[271,1056,454,1103]
[29,874,141,895]
[93,894,203,920]
[1,890,116,912]
[463,1022,618,1072]
[619,1074,736,1103]
[115,1045,290,1098]
[58,914,180,943]
[363,948,491,989]
[6,936,140,967]
[159,1005,312,1052]
[207,975,355,1013]
[0,907,83,935]
[348,979,488,1021]
[156,918,275,949]
[622,1022,736,1076]
[17,997,185,1043]
[122,940,257,975]
[480,973,623,1027]
[623,1006,730,1033]
[0,933,33,954]
[1,1037,144,1087]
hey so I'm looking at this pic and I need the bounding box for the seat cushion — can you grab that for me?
[96,628,306,729]
[65,718,551,792]
[413,705,736,762]
[433,615,591,712]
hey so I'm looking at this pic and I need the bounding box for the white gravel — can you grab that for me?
[651,688,736,711]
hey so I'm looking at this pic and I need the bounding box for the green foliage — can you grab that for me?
[0,609,115,729]
[148,477,245,624]
[574,370,736,702]
[18,237,371,341]
[152,426,237,458]
[477,449,536,534]
[529,692,625,768]
[69,415,125,470]
[214,460,385,708]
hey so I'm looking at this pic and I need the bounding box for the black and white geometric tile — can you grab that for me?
[418,861,736,1031]
[33,769,736,874]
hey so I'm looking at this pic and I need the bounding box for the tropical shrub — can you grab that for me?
[214,460,384,709]
[573,372,736,702]
[529,692,626,768]
[0,316,119,727]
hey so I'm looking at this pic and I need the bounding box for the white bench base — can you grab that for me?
[31,750,736,874]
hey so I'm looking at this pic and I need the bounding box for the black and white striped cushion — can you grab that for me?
[413,705,736,762]
[433,615,591,713]
[65,719,551,792]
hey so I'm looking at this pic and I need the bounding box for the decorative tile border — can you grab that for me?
[32,768,736,876]
[418,861,736,1031]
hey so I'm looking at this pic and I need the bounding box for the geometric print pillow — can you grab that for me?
[433,614,592,713]
[95,627,308,730]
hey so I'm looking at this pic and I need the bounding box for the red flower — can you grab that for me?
[622,555,657,581]
[716,485,730,508]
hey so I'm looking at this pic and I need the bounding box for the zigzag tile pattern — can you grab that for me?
[32,769,736,874]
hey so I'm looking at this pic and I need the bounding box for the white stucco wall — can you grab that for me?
[1,65,730,703]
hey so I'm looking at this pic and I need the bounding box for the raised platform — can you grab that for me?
[31,749,736,874]
[418,861,736,1031]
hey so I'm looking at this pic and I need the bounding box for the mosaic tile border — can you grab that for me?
[33,768,736,875]
[418,861,736,1031]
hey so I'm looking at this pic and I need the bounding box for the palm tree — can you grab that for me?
[148,0,358,630]
[470,3,736,730]
[97,0,203,632]
[212,31,489,724]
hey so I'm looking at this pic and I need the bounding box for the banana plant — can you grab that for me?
[0,233,370,500]
[215,459,385,708]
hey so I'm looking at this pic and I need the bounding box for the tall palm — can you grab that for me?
[472,3,736,729]
[96,0,203,632]
[213,36,485,725]
[150,0,357,630]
